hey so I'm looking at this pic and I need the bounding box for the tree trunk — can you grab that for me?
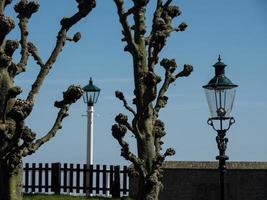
[138,180,160,200]
[0,161,23,200]
[137,134,160,200]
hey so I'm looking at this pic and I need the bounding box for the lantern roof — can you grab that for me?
[83,77,101,92]
[203,75,238,90]
[203,55,238,90]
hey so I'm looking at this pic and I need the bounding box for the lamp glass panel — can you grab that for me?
[88,91,94,104]
[94,91,100,103]
[204,88,236,117]
[82,93,87,103]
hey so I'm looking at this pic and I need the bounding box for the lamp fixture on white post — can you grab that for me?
[83,77,100,165]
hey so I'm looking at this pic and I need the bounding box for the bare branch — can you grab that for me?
[153,119,166,154]
[175,22,188,32]
[27,42,44,67]
[115,113,135,134]
[163,0,172,8]
[148,0,163,69]
[148,2,185,70]
[124,6,135,16]
[26,1,95,104]
[4,39,19,57]
[111,124,146,177]
[114,0,137,55]
[60,0,96,31]
[155,60,192,114]
[21,85,83,156]
[175,64,193,78]
[115,91,136,116]
[151,148,175,176]
[0,15,15,46]
[15,17,29,74]
[118,138,146,178]
[26,29,67,103]
[1,86,22,122]
[0,0,5,15]
[66,32,82,43]
[154,59,175,113]
[152,148,175,174]
[164,147,175,157]
[14,1,40,76]
[21,105,69,156]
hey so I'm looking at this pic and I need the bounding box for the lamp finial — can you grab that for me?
[218,55,221,62]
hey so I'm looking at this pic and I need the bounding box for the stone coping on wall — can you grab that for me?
[163,161,267,170]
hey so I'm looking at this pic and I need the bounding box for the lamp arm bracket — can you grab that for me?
[225,117,235,131]
[207,118,217,132]
[207,117,235,132]
[228,117,235,129]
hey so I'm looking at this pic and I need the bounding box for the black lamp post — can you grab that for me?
[203,55,238,200]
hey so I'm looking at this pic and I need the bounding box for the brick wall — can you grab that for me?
[129,161,267,200]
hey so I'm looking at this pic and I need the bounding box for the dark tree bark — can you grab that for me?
[112,1,193,199]
[0,0,96,199]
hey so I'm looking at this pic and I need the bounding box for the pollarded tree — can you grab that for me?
[0,0,96,199]
[112,0,193,199]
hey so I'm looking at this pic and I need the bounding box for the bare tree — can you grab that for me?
[112,0,193,199]
[0,0,96,199]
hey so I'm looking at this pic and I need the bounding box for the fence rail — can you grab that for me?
[23,163,129,197]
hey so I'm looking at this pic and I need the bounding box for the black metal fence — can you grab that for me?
[23,163,129,197]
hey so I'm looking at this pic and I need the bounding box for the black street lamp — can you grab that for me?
[203,55,238,200]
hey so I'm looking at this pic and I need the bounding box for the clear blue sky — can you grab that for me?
[6,0,267,165]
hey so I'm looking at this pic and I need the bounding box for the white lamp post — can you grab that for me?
[83,78,100,165]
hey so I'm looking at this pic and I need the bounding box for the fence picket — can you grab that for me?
[51,163,61,194]
[31,163,36,193]
[89,165,93,194]
[113,166,121,198]
[76,164,80,193]
[38,163,42,192]
[96,165,100,194]
[123,165,128,195]
[102,165,107,195]
[82,164,87,193]
[44,163,49,192]
[109,165,114,193]
[63,163,68,192]
[25,163,29,193]
[69,164,74,193]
